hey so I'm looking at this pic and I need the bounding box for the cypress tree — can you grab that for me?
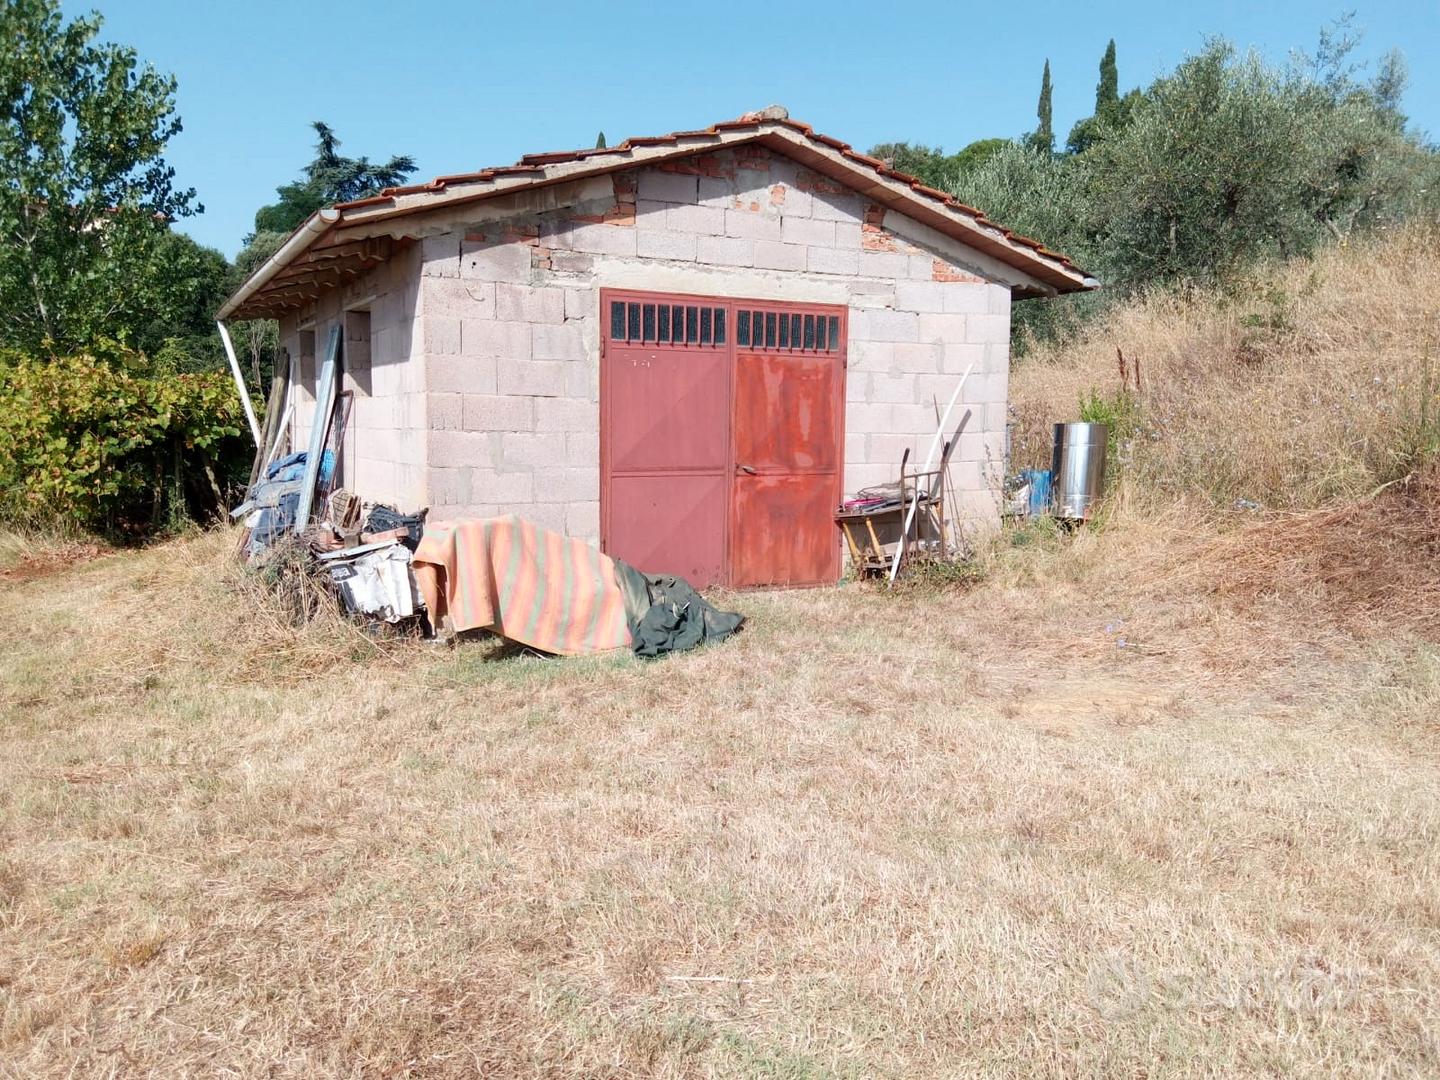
[1033,60,1054,155]
[595,131,607,149]
[1097,39,1119,112]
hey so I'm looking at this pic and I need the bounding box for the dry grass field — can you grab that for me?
[2,231,1439,1076]
[1,511,1437,1078]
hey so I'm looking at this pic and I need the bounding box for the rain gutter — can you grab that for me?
[215,208,342,320]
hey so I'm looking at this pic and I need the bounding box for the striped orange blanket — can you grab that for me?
[411,516,631,655]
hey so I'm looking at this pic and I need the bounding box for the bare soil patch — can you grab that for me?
[0,539,106,584]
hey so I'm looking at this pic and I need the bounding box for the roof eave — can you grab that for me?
[216,208,341,321]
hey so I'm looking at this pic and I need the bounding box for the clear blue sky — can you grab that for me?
[77,1,1440,258]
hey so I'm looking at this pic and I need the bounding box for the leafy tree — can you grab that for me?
[1287,44,1434,241]
[236,124,417,398]
[950,26,1437,351]
[1084,43,1312,286]
[867,138,1012,188]
[1080,37,1431,290]
[1368,50,1407,120]
[952,138,1011,176]
[0,0,198,353]
[868,142,950,185]
[951,143,1088,265]
[595,131,607,149]
[250,121,416,237]
[1040,62,1054,148]
[132,229,231,366]
[1066,89,1142,155]
[1026,60,1055,155]
[949,143,1099,346]
[226,230,286,387]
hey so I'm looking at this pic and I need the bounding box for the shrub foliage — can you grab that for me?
[0,348,246,534]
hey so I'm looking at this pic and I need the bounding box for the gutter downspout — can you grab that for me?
[215,207,341,320]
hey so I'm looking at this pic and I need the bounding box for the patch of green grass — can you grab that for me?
[1079,386,1140,491]
[399,751,440,774]
[886,555,989,595]
[882,516,1077,596]
[1006,514,1066,549]
[50,882,102,914]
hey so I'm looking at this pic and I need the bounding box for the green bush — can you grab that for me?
[1078,388,1140,489]
[0,346,247,535]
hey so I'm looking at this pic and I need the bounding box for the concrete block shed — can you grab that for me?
[219,108,1094,588]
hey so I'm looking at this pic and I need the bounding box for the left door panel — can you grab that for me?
[602,296,732,586]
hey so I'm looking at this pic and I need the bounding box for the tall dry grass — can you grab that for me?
[1010,226,1440,511]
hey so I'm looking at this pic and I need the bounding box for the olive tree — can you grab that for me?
[1082,38,1434,291]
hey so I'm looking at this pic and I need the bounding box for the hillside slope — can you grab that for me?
[1010,227,1439,511]
[1002,227,1440,644]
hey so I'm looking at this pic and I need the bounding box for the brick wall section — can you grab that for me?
[278,242,425,507]
[415,145,1014,539]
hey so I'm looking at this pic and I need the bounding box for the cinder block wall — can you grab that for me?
[278,243,426,508]
[417,145,1013,540]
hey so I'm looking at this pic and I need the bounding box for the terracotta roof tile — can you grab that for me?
[226,111,1093,318]
[847,151,888,169]
[326,113,1088,281]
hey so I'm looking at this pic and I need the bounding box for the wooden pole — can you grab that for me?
[247,360,288,490]
[294,325,341,533]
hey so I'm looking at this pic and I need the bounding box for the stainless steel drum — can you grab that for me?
[1051,422,1108,519]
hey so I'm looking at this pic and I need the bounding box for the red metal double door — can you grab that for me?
[601,290,846,588]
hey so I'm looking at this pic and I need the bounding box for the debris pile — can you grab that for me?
[230,371,741,656]
[222,320,740,655]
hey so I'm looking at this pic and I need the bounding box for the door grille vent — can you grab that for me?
[610,301,726,347]
[736,309,840,353]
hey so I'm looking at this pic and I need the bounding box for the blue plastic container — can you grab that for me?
[1022,468,1053,517]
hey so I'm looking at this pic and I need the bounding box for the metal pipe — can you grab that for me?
[215,208,341,320]
[216,320,262,448]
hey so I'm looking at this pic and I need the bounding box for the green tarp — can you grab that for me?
[614,562,745,658]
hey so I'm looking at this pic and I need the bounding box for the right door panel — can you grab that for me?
[730,472,841,587]
[730,341,843,587]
